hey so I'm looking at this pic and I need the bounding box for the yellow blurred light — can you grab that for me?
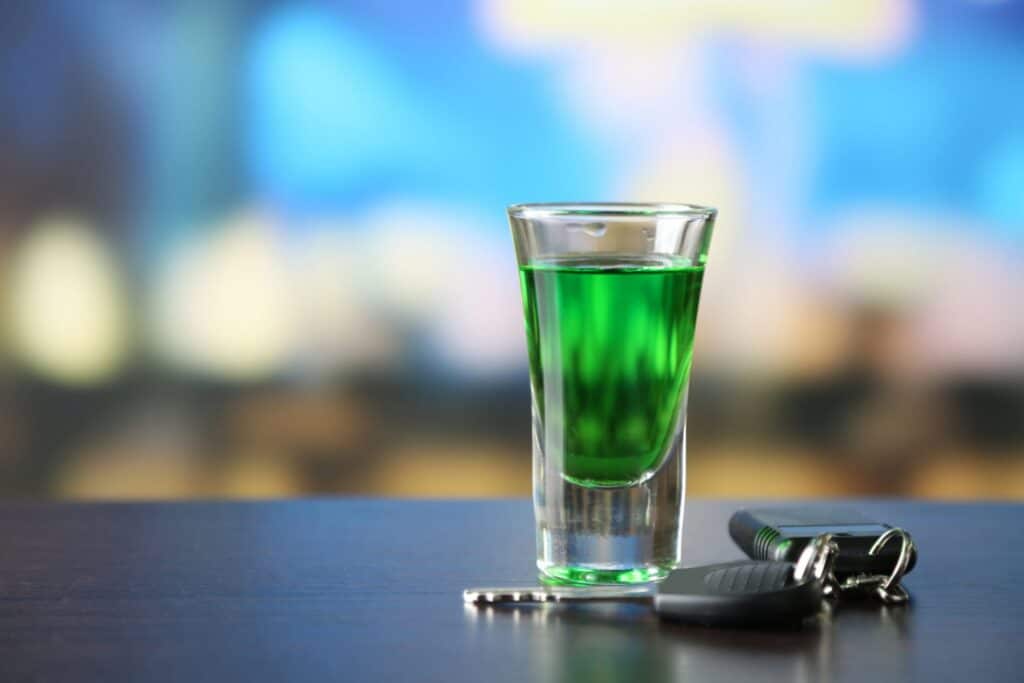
[824,209,1024,375]
[478,0,915,59]
[152,211,296,380]
[908,452,1024,500]
[362,203,526,374]
[557,47,696,138]
[6,215,129,385]
[690,445,864,497]
[824,212,949,304]
[56,444,205,500]
[431,242,526,374]
[622,134,806,376]
[358,442,531,497]
[290,224,399,372]
[215,451,305,498]
[363,204,466,321]
[623,134,745,252]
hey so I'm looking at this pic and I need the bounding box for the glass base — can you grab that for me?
[539,563,672,586]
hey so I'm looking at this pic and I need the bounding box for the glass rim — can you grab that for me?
[507,202,717,220]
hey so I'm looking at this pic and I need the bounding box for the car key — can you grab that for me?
[465,535,835,627]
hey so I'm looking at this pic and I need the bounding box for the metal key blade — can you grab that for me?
[464,585,655,606]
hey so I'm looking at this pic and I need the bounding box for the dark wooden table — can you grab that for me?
[0,499,1020,682]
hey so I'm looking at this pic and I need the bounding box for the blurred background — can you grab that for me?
[0,0,1021,500]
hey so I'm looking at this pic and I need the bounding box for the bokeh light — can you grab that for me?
[151,211,296,380]
[288,223,398,375]
[6,216,129,385]
[477,0,915,59]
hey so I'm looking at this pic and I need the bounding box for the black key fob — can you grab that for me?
[654,560,824,627]
[729,507,917,578]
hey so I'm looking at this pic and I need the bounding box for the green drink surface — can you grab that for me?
[520,255,704,487]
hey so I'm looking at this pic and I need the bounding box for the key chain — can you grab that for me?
[824,527,916,604]
[727,508,918,605]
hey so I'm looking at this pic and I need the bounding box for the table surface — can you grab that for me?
[0,499,1020,682]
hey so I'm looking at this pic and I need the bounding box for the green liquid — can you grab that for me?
[520,255,704,487]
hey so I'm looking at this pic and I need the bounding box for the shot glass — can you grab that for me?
[509,203,715,585]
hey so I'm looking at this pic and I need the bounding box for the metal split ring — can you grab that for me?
[793,533,840,598]
[865,527,915,604]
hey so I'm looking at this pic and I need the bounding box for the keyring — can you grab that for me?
[867,527,915,604]
[793,533,840,597]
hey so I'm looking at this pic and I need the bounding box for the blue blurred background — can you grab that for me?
[0,0,1021,499]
